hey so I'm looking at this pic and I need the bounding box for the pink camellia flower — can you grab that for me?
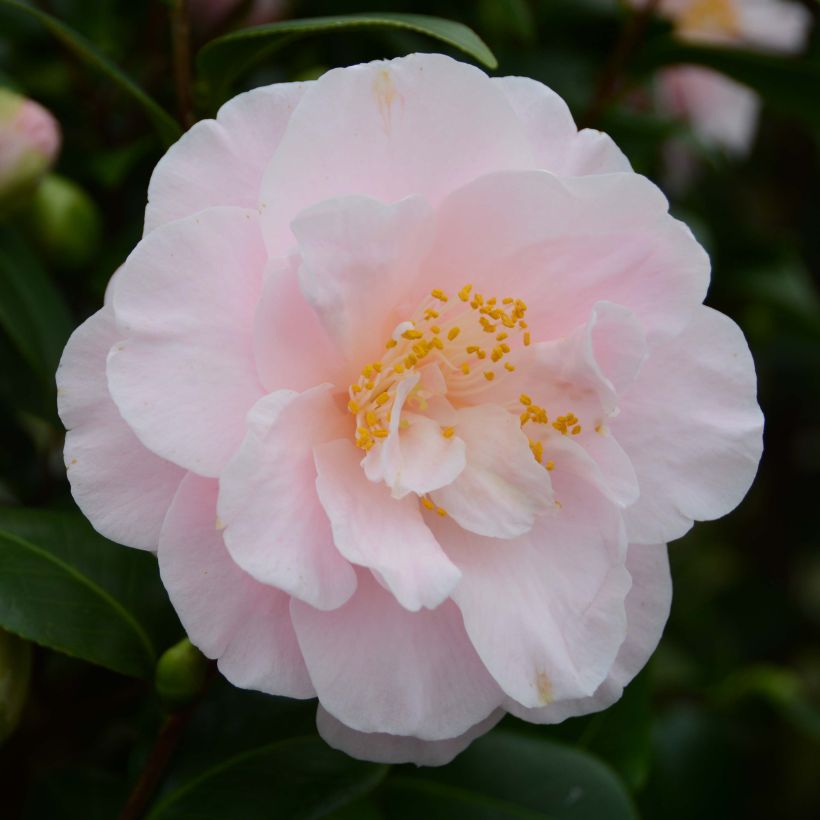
[57,54,763,765]
[0,88,60,209]
[633,0,811,153]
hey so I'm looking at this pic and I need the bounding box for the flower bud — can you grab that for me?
[155,638,208,709]
[25,173,101,269]
[0,88,61,212]
[0,630,32,745]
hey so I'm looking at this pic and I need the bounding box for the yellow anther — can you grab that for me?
[441,426,455,439]
[372,428,389,438]
[520,394,532,406]
[421,496,435,510]
[476,349,487,359]
[431,337,444,350]
[571,425,582,436]
[496,332,508,341]
[351,384,363,394]
[447,327,461,341]
[502,297,513,305]
[466,345,480,354]
[520,411,529,425]
[424,308,440,320]
[458,284,473,302]
[365,381,375,390]
[373,362,383,373]
[546,460,555,471]
[501,315,516,329]
[595,422,604,434]
[486,297,497,306]
[484,371,495,381]
[375,392,390,406]
[365,411,378,427]
[505,362,516,372]
[529,439,544,463]
[413,342,429,358]
[500,343,510,353]
[524,332,531,346]
[431,289,449,302]
[385,339,398,349]
[393,363,405,374]
[404,354,417,367]
[460,362,470,375]
[436,507,447,517]
[519,320,528,329]
[362,364,375,378]
[491,349,503,363]
[430,325,441,334]
[402,328,423,340]
[347,400,360,414]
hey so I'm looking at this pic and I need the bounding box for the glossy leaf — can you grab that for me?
[381,729,638,820]
[197,13,497,106]
[0,508,180,678]
[0,0,180,144]
[146,735,387,820]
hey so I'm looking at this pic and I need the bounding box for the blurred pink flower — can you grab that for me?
[57,54,763,764]
[634,0,812,153]
[0,89,60,207]
[190,0,288,33]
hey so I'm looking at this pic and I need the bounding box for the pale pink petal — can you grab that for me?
[363,372,467,499]
[260,53,533,251]
[426,170,709,344]
[56,306,185,550]
[159,473,314,698]
[433,465,630,707]
[253,256,348,393]
[145,82,307,234]
[316,706,504,766]
[314,438,461,612]
[614,306,764,545]
[291,195,435,366]
[430,404,554,539]
[107,207,266,477]
[507,541,671,723]
[218,385,357,611]
[291,570,503,740]
[737,0,811,52]
[493,75,631,175]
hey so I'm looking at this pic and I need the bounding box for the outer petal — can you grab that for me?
[260,53,533,251]
[254,256,348,393]
[291,194,435,366]
[493,75,631,175]
[159,473,314,698]
[614,305,764,545]
[314,438,461,612]
[426,170,710,345]
[145,82,307,234]
[291,570,504,740]
[431,404,554,539]
[507,541,671,723]
[107,207,267,477]
[433,464,630,708]
[316,706,504,767]
[56,305,184,550]
[218,385,357,611]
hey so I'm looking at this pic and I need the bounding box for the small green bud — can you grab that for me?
[25,173,102,269]
[155,638,208,709]
[0,629,32,745]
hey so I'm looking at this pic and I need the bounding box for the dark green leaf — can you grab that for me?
[197,13,497,107]
[0,507,180,677]
[635,38,820,129]
[0,0,180,145]
[381,730,638,820]
[0,226,72,389]
[146,735,387,820]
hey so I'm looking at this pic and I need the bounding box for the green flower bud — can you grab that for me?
[155,638,208,709]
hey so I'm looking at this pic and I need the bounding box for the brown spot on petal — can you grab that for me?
[373,68,401,134]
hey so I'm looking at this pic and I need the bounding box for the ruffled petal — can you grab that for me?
[145,82,307,234]
[614,306,764,544]
[434,464,630,707]
[430,403,554,539]
[506,541,671,723]
[493,76,631,175]
[316,706,504,767]
[314,438,461,611]
[218,385,357,611]
[291,570,503,740]
[56,305,185,550]
[107,207,267,477]
[260,53,533,252]
[426,170,709,345]
[159,473,314,698]
[291,194,435,366]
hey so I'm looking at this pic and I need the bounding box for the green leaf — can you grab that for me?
[381,729,638,820]
[0,629,32,744]
[0,0,180,145]
[635,38,820,129]
[198,13,497,107]
[0,226,73,389]
[146,735,387,820]
[0,508,180,678]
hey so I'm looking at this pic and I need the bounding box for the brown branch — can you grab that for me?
[169,0,195,128]
[582,0,662,129]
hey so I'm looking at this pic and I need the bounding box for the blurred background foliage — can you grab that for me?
[0,0,819,818]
